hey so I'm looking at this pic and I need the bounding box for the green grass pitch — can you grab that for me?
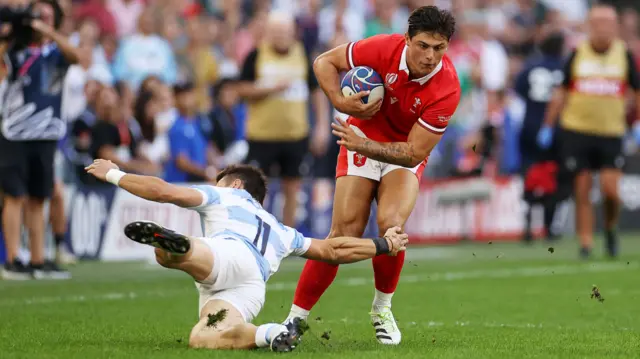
[2,236,640,358]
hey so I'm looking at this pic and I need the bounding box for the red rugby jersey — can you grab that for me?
[345,34,461,142]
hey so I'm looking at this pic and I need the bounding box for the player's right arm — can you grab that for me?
[313,36,387,119]
[85,159,204,208]
[300,227,408,265]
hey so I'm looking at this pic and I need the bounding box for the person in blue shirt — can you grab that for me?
[165,82,217,183]
[514,32,567,243]
[0,0,80,279]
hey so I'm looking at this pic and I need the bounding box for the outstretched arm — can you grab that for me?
[302,227,408,265]
[85,159,203,208]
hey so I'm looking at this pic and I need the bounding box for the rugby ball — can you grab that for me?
[341,66,385,105]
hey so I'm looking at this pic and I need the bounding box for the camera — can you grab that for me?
[0,4,40,47]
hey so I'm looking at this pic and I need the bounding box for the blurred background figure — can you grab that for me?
[514,32,567,243]
[537,4,640,258]
[237,11,328,227]
[164,82,218,183]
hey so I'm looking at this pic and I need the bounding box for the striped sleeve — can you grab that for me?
[188,185,221,209]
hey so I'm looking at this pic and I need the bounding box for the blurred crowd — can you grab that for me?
[1,0,639,183]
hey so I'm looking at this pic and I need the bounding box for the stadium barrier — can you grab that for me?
[6,174,640,263]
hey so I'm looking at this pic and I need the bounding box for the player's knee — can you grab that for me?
[328,218,366,238]
[376,214,404,235]
[3,194,26,207]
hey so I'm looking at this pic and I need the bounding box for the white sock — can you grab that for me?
[372,289,394,311]
[287,304,310,321]
[255,323,288,348]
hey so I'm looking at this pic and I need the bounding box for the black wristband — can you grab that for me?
[373,237,390,256]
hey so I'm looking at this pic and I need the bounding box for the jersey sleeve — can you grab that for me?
[626,50,640,91]
[418,89,461,135]
[289,230,312,256]
[346,34,392,70]
[188,185,221,210]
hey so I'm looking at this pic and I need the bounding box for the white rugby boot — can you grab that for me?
[370,306,401,345]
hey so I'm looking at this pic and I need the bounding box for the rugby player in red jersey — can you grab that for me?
[283,6,461,345]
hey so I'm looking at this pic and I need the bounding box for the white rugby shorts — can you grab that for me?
[195,237,266,322]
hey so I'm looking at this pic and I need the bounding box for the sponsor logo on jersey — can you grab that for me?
[437,115,451,124]
[353,153,367,167]
[572,78,623,96]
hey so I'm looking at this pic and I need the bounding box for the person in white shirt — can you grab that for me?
[84,160,407,352]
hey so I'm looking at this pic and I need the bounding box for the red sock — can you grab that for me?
[372,251,406,293]
[292,259,339,310]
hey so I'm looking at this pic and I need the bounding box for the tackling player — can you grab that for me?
[284,5,461,345]
[85,159,408,352]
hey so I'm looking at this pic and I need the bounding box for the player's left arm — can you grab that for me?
[85,159,204,208]
[297,227,408,265]
[343,93,460,168]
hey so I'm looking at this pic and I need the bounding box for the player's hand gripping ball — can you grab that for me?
[338,66,384,119]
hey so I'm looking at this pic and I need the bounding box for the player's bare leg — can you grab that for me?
[25,198,46,267]
[286,176,376,326]
[574,171,594,258]
[281,178,301,227]
[370,169,419,345]
[189,299,302,351]
[600,169,622,257]
[50,181,76,265]
[124,221,301,351]
[1,195,27,279]
[124,221,214,281]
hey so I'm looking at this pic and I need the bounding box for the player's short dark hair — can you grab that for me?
[407,6,456,41]
[216,164,268,205]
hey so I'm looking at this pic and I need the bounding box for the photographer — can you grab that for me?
[0,0,79,279]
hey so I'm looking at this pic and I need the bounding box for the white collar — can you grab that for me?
[399,45,443,85]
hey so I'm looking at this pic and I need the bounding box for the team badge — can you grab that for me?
[385,73,398,85]
[353,153,367,167]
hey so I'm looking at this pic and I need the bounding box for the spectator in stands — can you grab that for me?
[364,0,404,37]
[209,78,248,166]
[318,0,365,46]
[164,82,217,183]
[134,90,170,168]
[73,0,117,37]
[237,11,329,227]
[234,10,268,66]
[108,0,145,38]
[90,87,159,182]
[0,0,78,279]
[112,8,177,90]
[68,69,109,184]
[176,16,219,113]
[62,42,93,123]
[296,0,321,57]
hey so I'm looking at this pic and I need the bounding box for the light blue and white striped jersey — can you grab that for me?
[189,185,312,281]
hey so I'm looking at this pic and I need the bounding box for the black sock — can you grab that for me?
[55,234,65,247]
[543,201,557,238]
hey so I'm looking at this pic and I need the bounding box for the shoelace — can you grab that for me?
[370,307,398,332]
